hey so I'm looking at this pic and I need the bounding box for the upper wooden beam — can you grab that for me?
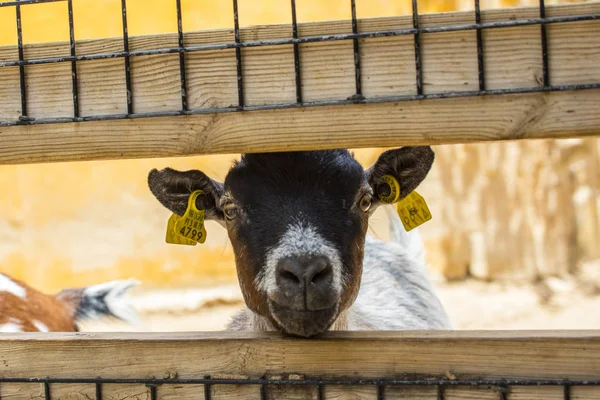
[0,2,598,165]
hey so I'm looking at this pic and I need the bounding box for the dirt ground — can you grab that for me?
[82,271,600,332]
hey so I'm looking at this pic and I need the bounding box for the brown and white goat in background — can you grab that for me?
[0,273,138,332]
[148,146,451,337]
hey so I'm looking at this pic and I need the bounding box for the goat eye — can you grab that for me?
[359,193,373,212]
[223,204,238,220]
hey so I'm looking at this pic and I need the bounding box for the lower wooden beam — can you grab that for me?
[0,330,598,379]
[1,331,599,399]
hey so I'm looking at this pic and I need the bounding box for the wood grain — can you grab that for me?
[156,384,205,400]
[324,385,378,400]
[0,331,598,377]
[444,386,500,399]
[0,3,598,165]
[509,386,565,400]
[0,383,44,399]
[0,331,598,398]
[1,89,599,165]
[571,386,600,400]
[102,384,150,400]
[384,386,438,400]
[51,383,97,400]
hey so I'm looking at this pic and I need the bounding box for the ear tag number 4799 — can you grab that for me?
[165,190,207,246]
[378,175,432,232]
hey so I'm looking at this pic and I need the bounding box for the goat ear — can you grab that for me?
[366,146,434,201]
[147,168,225,220]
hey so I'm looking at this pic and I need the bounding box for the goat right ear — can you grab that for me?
[365,146,434,201]
[147,168,225,220]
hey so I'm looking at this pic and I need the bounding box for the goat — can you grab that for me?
[148,146,451,337]
[0,273,139,332]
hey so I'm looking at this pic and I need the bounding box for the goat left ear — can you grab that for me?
[366,146,435,201]
[147,167,225,221]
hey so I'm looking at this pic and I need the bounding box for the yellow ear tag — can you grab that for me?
[165,190,207,245]
[377,174,432,232]
[396,191,432,232]
[377,175,401,204]
[165,214,197,246]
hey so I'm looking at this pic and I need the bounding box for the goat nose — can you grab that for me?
[274,256,336,311]
[277,256,332,286]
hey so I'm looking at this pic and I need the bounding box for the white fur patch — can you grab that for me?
[256,223,343,295]
[82,279,140,324]
[33,320,49,332]
[0,323,22,332]
[383,204,426,266]
[0,274,26,298]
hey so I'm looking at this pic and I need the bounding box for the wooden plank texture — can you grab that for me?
[0,3,598,164]
[51,383,97,400]
[0,331,598,400]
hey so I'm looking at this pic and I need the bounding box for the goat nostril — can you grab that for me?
[281,270,301,284]
[276,258,304,286]
[310,267,330,285]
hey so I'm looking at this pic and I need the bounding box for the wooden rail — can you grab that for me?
[0,2,598,165]
[0,331,599,399]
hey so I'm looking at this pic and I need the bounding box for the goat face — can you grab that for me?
[148,147,434,337]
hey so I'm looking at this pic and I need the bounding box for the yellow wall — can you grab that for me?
[0,0,582,292]
[0,0,476,46]
[1,0,571,46]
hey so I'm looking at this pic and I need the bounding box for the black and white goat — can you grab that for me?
[148,146,451,337]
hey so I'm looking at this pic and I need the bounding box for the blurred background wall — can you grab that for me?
[0,0,598,295]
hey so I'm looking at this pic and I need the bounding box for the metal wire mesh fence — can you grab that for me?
[0,0,598,127]
[2,376,600,400]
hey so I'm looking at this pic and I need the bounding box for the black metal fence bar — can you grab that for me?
[290,0,302,103]
[67,0,79,118]
[95,382,102,400]
[539,0,550,86]
[317,384,325,399]
[232,0,244,108]
[412,0,423,95]
[175,0,187,111]
[2,377,600,385]
[15,2,27,119]
[499,386,508,400]
[149,385,157,400]
[437,384,444,400]
[350,0,362,98]
[474,0,485,90]
[377,384,384,400]
[564,384,571,400]
[204,376,212,400]
[120,0,132,114]
[1,13,598,69]
[260,383,267,400]
[44,381,51,399]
